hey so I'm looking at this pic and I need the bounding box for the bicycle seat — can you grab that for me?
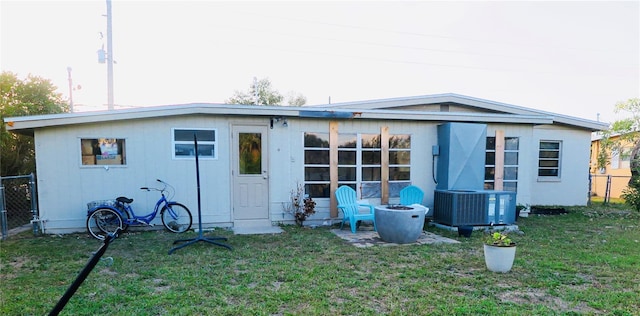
[116,196,133,204]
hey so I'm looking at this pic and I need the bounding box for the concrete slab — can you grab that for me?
[330,228,460,248]
[430,222,519,233]
[232,226,284,235]
[6,224,31,237]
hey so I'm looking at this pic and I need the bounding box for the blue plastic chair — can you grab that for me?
[335,186,377,233]
[400,185,424,206]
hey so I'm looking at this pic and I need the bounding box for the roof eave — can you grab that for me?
[319,93,608,131]
[3,104,303,134]
[4,101,608,135]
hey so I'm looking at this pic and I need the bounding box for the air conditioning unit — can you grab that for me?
[433,190,516,226]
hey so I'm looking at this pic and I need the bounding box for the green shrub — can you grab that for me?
[621,187,640,211]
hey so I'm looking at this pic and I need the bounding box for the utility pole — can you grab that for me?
[253,77,259,105]
[106,0,114,110]
[67,67,74,112]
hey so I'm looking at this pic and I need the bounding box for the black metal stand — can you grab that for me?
[49,228,122,316]
[169,135,231,254]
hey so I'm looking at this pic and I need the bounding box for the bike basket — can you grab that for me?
[87,199,117,211]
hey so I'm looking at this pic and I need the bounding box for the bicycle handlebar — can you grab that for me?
[140,180,169,192]
[140,186,163,191]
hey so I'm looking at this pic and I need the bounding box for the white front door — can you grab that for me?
[232,125,270,227]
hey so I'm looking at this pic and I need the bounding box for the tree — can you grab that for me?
[227,77,284,106]
[1,71,68,176]
[600,98,640,209]
[286,91,307,106]
[226,77,306,106]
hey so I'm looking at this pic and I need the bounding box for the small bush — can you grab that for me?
[621,187,640,211]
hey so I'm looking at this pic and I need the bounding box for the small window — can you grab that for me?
[485,137,519,191]
[173,128,217,159]
[389,134,411,197]
[81,138,126,165]
[611,149,620,170]
[304,133,331,198]
[538,141,561,178]
[621,147,631,169]
[337,134,358,193]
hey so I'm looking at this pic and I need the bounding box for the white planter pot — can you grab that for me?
[483,244,516,273]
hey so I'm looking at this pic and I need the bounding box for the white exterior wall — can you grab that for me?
[485,123,591,206]
[32,114,592,234]
[267,117,301,223]
[530,125,592,205]
[35,115,239,234]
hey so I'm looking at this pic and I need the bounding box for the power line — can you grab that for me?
[235,8,633,55]
[214,38,635,79]
[212,23,538,63]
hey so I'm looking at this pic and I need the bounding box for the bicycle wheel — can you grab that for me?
[86,208,124,240]
[161,203,192,233]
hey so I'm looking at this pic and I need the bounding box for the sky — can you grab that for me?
[1,1,638,124]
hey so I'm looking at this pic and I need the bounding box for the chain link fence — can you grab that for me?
[1,174,39,239]
[589,174,631,204]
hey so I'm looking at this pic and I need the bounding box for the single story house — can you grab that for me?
[589,132,633,199]
[4,93,607,234]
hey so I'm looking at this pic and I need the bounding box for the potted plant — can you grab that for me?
[483,231,516,273]
[282,182,316,227]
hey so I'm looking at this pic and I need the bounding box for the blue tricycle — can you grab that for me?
[86,179,193,240]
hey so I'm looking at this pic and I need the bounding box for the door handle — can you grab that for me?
[263,171,268,179]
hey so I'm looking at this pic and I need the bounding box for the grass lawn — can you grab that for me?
[1,203,639,315]
[590,196,626,204]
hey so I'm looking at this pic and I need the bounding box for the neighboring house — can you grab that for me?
[590,132,633,199]
[4,93,607,234]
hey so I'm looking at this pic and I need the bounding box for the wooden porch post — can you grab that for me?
[329,121,339,217]
[494,130,505,190]
[381,126,390,204]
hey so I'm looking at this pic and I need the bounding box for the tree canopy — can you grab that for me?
[1,71,68,176]
[226,77,306,106]
[599,98,640,209]
[286,91,307,106]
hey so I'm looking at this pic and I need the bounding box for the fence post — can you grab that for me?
[29,173,40,235]
[1,178,7,240]
[587,174,593,206]
[604,175,611,205]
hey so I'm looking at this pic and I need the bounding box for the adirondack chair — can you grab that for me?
[399,185,430,216]
[399,185,424,206]
[335,186,377,233]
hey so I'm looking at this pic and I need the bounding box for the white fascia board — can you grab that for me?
[317,93,512,109]
[5,100,604,134]
[4,103,303,133]
[356,110,554,124]
[4,103,549,132]
[550,116,608,131]
[320,93,608,131]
